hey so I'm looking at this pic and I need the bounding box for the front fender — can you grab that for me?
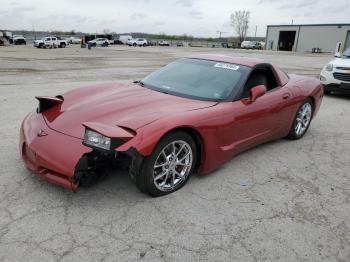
[115,120,201,156]
[114,107,225,175]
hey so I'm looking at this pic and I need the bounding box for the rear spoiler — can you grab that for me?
[36,96,64,113]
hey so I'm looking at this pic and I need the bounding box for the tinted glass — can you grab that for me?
[142,58,249,101]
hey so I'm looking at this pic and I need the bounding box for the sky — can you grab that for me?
[0,0,349,37]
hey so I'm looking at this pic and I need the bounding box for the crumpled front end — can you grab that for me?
[20,111,91,190]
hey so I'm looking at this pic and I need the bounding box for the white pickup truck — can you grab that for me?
[34,36,68,48]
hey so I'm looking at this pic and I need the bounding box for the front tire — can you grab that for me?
[135,131,197,197]
[287,99,313,140]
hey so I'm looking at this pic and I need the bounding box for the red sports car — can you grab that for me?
[20,54,323,196]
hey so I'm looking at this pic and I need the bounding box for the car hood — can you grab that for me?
[330,58,350,68]
[42,82,217,139]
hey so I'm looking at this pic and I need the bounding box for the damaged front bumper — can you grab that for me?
[20,111,145,191]
[20,111,91,190]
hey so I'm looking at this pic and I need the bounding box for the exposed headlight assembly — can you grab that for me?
[82,123,136,152]
[325,63,333,71]
[83,128,130,152]
[84,129,112,150]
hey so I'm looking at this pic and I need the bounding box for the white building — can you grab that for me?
[265,24,350,52]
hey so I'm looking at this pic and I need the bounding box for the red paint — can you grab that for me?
[20,55,323,190]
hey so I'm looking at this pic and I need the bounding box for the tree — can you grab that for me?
[230,10,250,43]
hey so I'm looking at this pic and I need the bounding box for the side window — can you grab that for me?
[45,38,50,41]
[52,38,56,41]
[274,67,289,86]
[241,68,278,99]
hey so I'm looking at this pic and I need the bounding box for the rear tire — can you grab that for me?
[135,131,197,197]
[60,43,66,48]
[287,98,313,140]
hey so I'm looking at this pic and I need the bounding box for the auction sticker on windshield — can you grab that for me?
[214,63,240,71]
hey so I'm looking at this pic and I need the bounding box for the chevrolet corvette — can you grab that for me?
[20,54,323,196]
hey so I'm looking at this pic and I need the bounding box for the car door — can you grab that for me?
[44,37,51,46]
[216,69,294,154]
[51,37,57,46]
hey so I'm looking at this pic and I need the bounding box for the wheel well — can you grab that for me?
[164,127,204,173]
[307,96,316,116]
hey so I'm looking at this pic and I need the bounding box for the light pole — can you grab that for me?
[216,31,228,40]
[254,25,258,38]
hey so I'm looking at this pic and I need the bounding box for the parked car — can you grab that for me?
[241,41,262,49]
[128,38,148,47]
[68,37,82,44]
[34,36,68,48]
[159,40,170,46]
[88,38,109,47]
[12,35,26,45]
[320,47,350,94]
[20,54,323,196]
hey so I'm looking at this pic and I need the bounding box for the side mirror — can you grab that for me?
[250,85,267,102]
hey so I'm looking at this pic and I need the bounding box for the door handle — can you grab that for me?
[282,93,290,99]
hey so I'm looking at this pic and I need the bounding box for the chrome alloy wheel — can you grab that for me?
[153,140,193,192]
[295,102,312,136]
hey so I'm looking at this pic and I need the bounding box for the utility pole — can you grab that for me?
[216,30,228,40]
[254,25,258,38]
[32,23,36,40]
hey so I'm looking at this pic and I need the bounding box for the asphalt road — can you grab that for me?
[0,45,349,262]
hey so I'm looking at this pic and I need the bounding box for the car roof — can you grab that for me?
[186,54,266,67]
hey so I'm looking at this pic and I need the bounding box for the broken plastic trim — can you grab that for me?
[72,147,144,189]
[73,150,111,187]
[123,147,144,181]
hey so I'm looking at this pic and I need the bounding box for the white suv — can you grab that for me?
[128,38,148,47]
[88,38,109,47]
[320,47,350,94]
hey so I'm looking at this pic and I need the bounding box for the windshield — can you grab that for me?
[141,58,249,101]
[342,48,350,58]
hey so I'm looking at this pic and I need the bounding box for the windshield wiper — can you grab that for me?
[157,90,169,95]
[133,80,145,87]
